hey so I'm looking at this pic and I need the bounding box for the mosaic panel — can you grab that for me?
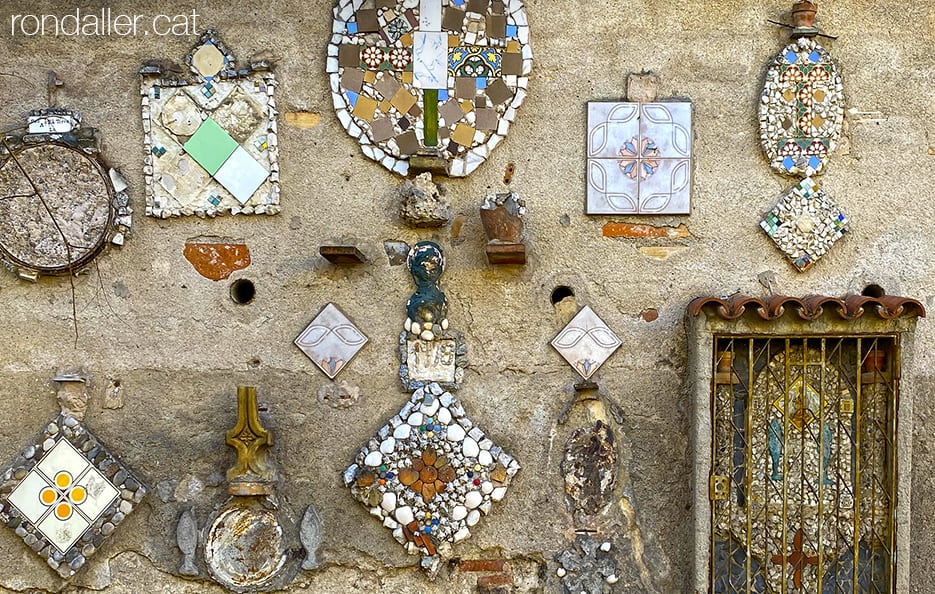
[140,30,279,218]
[344,382,519,572]
[328,0,532,177]
[551,306,621,380]
[586,101,692,214]
[759,36,845,177]
[295,303,369,379]
[0,109,131,281]
[760,177,847,272]
[0,415,146,578]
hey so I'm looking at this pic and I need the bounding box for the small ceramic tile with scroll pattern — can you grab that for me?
[551,306,622,380]
[295,303,369,378]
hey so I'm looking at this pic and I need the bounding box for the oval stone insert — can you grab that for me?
[328,0,532,177]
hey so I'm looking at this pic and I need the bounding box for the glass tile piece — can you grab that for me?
[344,383,520,567]
[295,303,369,379]
[551,306,622,380]
[0,416,146,578]
[183,118,239,176]
[759,177,848,272]
[213,146,269,205]
[586,101,693,215]
[423,89,439,146]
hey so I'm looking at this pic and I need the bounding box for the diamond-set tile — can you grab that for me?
[343,383,519,567]
[587,101,693,215]
[551,306,622,380]
[295,303,369,379]
[0,416,146,578]
[760,177,848,272]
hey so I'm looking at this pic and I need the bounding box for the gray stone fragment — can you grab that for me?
[398,173,450,227]
[176,508,199,576]
[300,505,324,570]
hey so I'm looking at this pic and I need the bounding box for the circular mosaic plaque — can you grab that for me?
[328,0,532,177]
[0,143,114,275]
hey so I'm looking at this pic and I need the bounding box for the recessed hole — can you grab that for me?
[862,284,885,298]
[112,379,121,388]
[551,286,575,306]
[230,279,256,304]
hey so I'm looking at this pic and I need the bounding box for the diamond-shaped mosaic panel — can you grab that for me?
[758,37,845,177]
[551,306,622,380]
[0,415,146,578]
[295,303,369,379]
[344,383,519,565]
[587,101,692,215]
[760,177,848,272]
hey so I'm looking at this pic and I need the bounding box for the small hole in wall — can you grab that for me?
[112,380,121,388]
[862,284,885,298]
[551,286,575,306]
[230,279,256,304]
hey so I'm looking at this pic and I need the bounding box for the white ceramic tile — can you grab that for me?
[38,507,90,553]
[640,102,692,158]
[214,146,269,204]
[551,306,622,380]
[419,0,442,31]
[75,469,120,521]
[295,303,369,378]
[412,31,449,89]
[587,102,639,159]
[406,338,456,382]
[638,158,691,214]
[37,439,89,481]
[586,159,639,214]
[7,471,51,524]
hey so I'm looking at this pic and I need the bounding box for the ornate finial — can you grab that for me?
[791,0,818,35]
[225,386,275,494]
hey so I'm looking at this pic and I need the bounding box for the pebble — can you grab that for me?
[447,424,465,441]
[600,542,612,552]
[393,424,412,439]
[428,383,443,396]
[451,505,468,521]
[440,392,455,407]
[364,451,383,467]
[381,492,397,512]
[453,527,471,542]
[557,567,566,577]
[606,574,619,584]
[100,523,115,536]
[462,437,479,458]
[481,481,493,495]
[491,486,507,501]
[421,398,439,417]
[119,500,133,514]
[395,506,413,525]
[380,438,396,454]
[478,450,492,466]
[464,491,483,509]
[420,330,434,341]
[42,439,55,451]
[466,510,480,526]
[407,412,423,426]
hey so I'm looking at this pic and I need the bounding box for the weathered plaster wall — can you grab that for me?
[0,0,933,592]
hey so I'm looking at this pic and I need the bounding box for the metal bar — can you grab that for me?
[781,338,790,594]
[710,337,718,593]
[853,338,862,594]
[746,338,754,594]
[817,337,826,593]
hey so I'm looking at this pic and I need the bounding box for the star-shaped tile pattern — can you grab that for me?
[760,177,848,272]
[0,415,146,578]
[551,306,622,380]
[344,383,519,569]
[295,303,369,379]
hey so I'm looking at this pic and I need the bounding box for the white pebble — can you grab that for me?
[465,491,483,509]
[437,407,452,424]
[453,527,471,542]
[364,451,383,467]
[420,398,439,416]
[423,322,433,331]
[557,567,567,577]
[478,450,492,466]
[462,437,479,458]
[394,424,412,439]
[404,318,412,332]
[441,319,449,330]
[407,412,423,426]
[395,506,413,525]
[446,424,465,441]
[451,505,468,521]
[380,438,396,454]
[600,542,612,552]
[481,481,493,495]
[606,574,619,584]
[381,492,397,512]
[491,487,507,501]
[420,330,435,341]
[467,510,480,526]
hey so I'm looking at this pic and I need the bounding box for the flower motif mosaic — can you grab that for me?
[587,102,692,214]
[328,0,532,177]
[760,177,848,272]
[0,415,146,578]
[759,36,844,177]
[344,383,519,572]
[294,303,369,379]
[140,30,279,218]
[551,306,622,380]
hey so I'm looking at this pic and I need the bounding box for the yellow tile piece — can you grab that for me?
[449,34,460,47]
[364,71,377,83]
[506,40,520,53]
[782,89,795,102]
[460,100,474,113]
[812,115,825,128]
[379,99,392,113]
[391,88,417,114]
[353,96,379,121]
[451,123,476,146]
[813,89,826,102]
[399,33,413,46]
[402,70,413,83]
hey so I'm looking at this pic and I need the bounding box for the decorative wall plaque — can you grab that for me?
[328,0,532,177]
[0,109,131,281]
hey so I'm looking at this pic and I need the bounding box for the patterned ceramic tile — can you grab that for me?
[140,30,279,218]
[759,37,844,177]
[295,303,369,379]
[586,101,693,215]
[760,177,848,272]
[551,306,622,380]
[0,416,146,578]
[328,0,532,177]
[344,383,520,573]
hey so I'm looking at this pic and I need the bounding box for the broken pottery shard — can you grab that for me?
[300,505,324,570]
[183,240,251,281]
[398,173,450,227]
[561,421,617,524]
[177,508,199,576]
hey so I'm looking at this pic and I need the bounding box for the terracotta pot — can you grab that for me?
[716,351,733,373]
[791,0,818,29]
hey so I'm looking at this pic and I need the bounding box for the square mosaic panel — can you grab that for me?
[586,101,693,215]
[551,306,622,380]
[141,31,279,217]
[295,303,369,379]
[344,383,519,569]
[760,177,848,272]
[0,415,146,578]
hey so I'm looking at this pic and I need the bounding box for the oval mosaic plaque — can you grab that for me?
[327,0,532,177]
[758,36,844,177]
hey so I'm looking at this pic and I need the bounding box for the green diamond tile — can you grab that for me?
[183,118,238,175]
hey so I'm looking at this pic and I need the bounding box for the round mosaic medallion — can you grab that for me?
[758,36,845,177]
[328,0,532,177]
[0,143,114,275]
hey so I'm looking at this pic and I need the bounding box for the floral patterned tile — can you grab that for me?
[295,303,369,379]
[551,306,622,380]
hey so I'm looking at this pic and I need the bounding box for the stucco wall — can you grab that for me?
[0,0,933,592]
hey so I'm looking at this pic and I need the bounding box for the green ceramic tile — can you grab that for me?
[183,118,238,175]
